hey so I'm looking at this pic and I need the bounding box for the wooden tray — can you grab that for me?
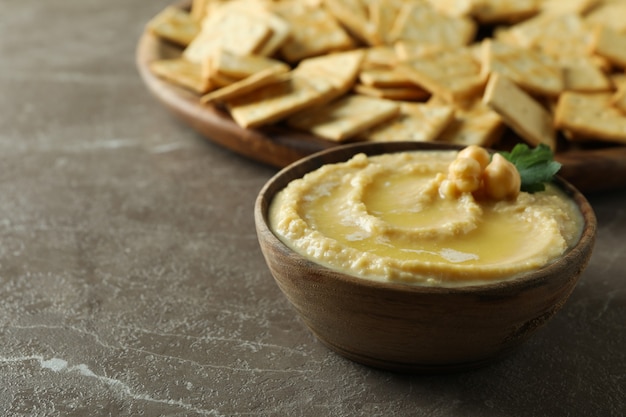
[136,17,626,194]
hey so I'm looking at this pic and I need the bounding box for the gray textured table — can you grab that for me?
[0,1,624,416]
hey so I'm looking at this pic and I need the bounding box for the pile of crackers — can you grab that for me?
[147,0,626,151]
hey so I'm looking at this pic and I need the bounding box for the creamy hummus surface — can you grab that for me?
[268,150,583,287]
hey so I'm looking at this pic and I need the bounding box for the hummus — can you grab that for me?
[268,150,583,287]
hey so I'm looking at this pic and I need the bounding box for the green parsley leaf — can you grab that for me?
[499,144,561,193]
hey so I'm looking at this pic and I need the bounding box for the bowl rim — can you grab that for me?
[255,141,597,295]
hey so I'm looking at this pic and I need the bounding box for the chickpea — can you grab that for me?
[448,157,482,193]
[439,178,458,199]
[458,145,490,170]
[482,154,521,200]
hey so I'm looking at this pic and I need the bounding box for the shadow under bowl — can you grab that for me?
[255,141,597,373]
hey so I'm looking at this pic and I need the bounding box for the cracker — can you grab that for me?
[483,73,556,149]
[508,12,593,55]
[200,66,290,104]
[221,1,292,57]
[541,0,600,15]
[359,68,415,88]
[400,47,485,103]
[481,39,564,97]
[470,0,541,24]
[286,95,399,141]
[359,102,455,142]
[184,8,273,63]
[147,6,200,47]
[294,50,365,96]
[368,0,405,45]
[389,2,476,47]
[190,0,211,22]
[394,41,446,61]
[591,26,626,69]
[211,50,290,80]
[362,46,398,69]
[612,85,626,115]
[612,73,626,87]
[354,84,431,101]
[585,1,626,33]
[425,0,474,17]
[555,91,626,144]
[323,0,379,46]
[274,3,354,63]
[437,99,505,147]
[227,75,336,128]
[558,55,612,92]
[149,58,212,94]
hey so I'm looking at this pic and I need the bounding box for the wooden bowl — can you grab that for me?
[254,141,597,373]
